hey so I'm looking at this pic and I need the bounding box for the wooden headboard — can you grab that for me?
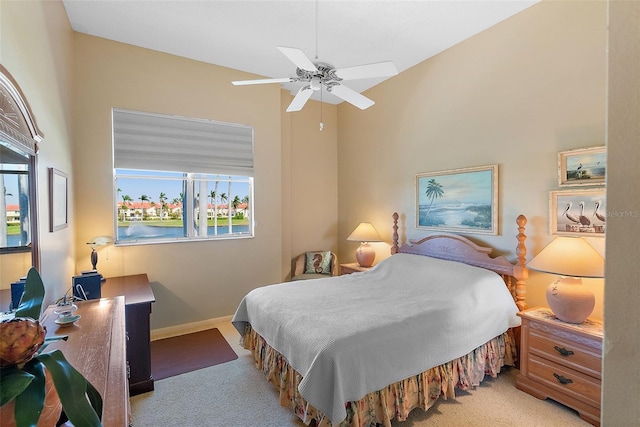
[390,212,528,311]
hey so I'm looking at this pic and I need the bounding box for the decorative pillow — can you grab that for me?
[304,251,332,275]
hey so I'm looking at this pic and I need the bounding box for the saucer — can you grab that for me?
[55,314,81,327]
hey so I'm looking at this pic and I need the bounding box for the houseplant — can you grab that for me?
[0,267,103,427]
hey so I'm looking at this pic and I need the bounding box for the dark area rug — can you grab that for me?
[151,328,238,380]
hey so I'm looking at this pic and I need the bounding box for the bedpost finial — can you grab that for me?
[516,214,527,228]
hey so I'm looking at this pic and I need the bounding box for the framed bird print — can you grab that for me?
[550,189,606,237]
[558,146,606,187]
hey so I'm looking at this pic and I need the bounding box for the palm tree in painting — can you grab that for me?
[424,179,444,216]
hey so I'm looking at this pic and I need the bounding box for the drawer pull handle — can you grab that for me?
[554,346,574,357]
[553,373,574,385]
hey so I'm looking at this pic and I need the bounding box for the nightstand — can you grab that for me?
[340,263,373,275]
[516,307,603,426]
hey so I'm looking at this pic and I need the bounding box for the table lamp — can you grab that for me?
[527,236,604,324]
[87,235,114,278]
[347,222,382,267]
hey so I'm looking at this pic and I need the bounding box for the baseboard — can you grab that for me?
[150,315,234,341]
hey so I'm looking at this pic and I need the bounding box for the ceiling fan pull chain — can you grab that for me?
[320,86,324,131]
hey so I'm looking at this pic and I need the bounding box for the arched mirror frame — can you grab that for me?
[0,64,43,270]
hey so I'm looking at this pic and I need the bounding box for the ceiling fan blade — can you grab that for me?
[328,84,375,110]
[286,85,314,112]
[278,46,318,72]
[334,61,398,81]
[232,77,293,86]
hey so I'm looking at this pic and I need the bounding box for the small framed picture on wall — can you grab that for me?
[557,146,606,187]
[550,189,606,237]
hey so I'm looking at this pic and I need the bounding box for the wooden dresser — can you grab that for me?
[102,274,155,395]
[42,296,129,426]
[516,307,603,426]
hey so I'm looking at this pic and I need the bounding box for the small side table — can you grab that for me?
[340,263,373,275]
[516,307,603,426]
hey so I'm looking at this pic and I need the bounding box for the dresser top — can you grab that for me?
[519,306,604,337]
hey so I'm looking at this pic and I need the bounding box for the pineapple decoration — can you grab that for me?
[0,317,46,367]
[0,268,103,427]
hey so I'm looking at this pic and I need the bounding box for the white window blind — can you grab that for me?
[113,109,253,176]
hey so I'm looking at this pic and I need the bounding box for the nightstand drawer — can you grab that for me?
[529,331,601,379]
[528,354,601,409]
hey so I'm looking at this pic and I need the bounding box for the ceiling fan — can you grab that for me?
[232,46,398,112]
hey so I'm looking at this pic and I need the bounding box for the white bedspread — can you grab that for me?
[232,253,521,424]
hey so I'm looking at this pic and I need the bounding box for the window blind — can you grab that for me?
[113,109,253,176]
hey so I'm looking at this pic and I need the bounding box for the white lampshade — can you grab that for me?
[87,236,114,272]
[347,222,382,268]
[528,237,604,324]
[87,236,114,248]
[527,237,604,278]
[347,223,382,243]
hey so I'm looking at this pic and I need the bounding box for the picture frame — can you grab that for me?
[49,168,68,232]
[550,189,606,237]
[558,146,606,187]
[416,164,498,235]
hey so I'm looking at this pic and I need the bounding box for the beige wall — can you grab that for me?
[602,1,640,424]
[287,97,339,271]
[0,0,76,306]
[337,0,607,318]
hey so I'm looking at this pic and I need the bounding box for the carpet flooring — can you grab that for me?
[132,322,591,426]
[150,328,238,380]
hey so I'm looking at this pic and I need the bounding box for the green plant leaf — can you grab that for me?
[15,267,45,320]
[14,360,46,427]
[37,350,103,427]
[0,366,34,407]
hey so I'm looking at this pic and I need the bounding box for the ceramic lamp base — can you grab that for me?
[355,243,375,267]
[546,277,595,324]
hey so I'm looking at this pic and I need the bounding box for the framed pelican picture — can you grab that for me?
[558,146,606,187]
[550,189,606,237]
[416,164,498,235]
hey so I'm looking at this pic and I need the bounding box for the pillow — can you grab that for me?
[304,251,332,275]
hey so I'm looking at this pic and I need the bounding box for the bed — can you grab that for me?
[232,212,528,426]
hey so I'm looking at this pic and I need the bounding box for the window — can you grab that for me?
[1,142,32,252]
[113,109,254,244]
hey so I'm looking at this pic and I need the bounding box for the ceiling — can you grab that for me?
[62,0,539,106]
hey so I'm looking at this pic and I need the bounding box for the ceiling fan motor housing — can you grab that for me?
[295,62,342,88]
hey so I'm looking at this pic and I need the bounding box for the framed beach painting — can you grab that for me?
[416,164,498,235]
[550,189,606,237]
[558,146,606,187]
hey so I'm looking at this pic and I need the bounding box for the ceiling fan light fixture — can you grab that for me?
[310,77,322,91]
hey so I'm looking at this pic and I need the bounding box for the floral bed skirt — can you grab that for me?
[241,326,517,427]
